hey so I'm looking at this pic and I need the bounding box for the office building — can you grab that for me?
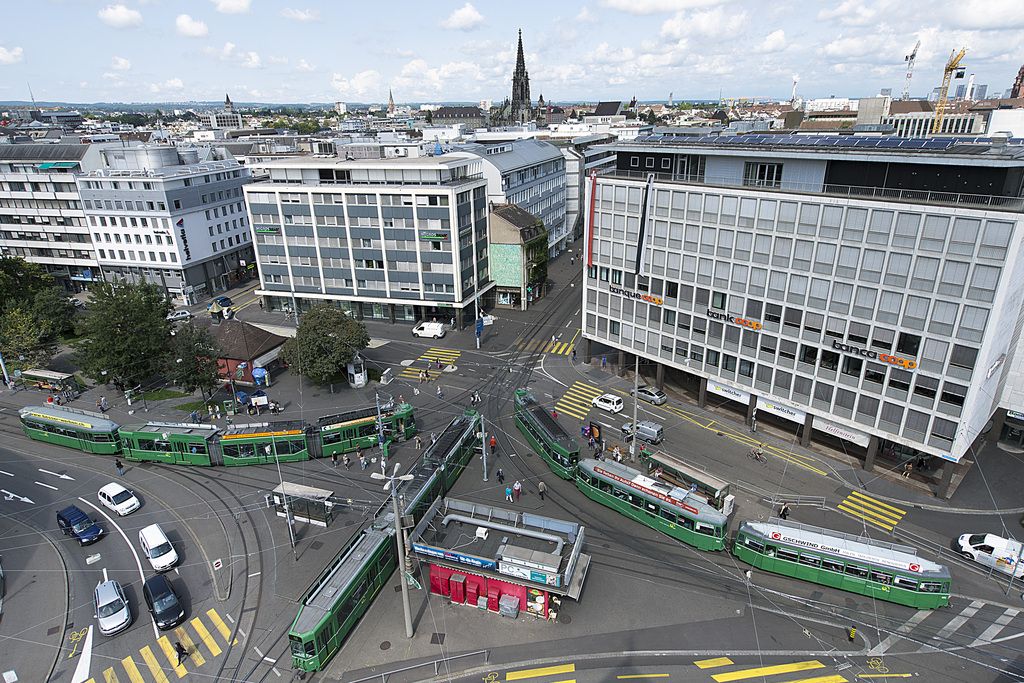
[77,146,254,304]
[0,143,112,291]
[334,102,347,115]
[207,94,244,130]
[488,203,547,310]
[454,139,567,257]
[243,155,492,325]
[582,134,1024,498]
[555,134,616,241]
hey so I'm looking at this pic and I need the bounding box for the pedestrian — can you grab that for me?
[436,385,443,399]
[551,409,558,420]
[538,480,547,501]
[398,394,404,405]
[902,461,913,478]
[496,467,505,484]
[551,334,556,345]
[601,355,607,369]
[489,434,497,455]
[450,316,455,328]
[572,348,577,362]
[100,396,108,412]
[332,452,338,468]
[474,390,481,404]
[96,398,102,412]
[343,453,351,469]
[115,459,125,477]
[174,641,189,666]
[779,502,791,520]
[414,434,422,450]
[436,358,442,370]
[614,446,622,463]
[505,486,514,503]
[424,369,431,381]
[359,453,367,470]
[258,298,264,310]
[513,480,522,501]
[589,435,596,450]
[431,432,437,444]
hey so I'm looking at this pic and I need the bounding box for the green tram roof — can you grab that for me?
[317,405,387,429]
[740,519,949,578]
[515,389,577,452]
[119,421,220,441]
[579,458,727,525]
[221,421,308,438]
[19,405,120,433]
[394,411,479,518]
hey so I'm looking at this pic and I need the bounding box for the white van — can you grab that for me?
[139,524,179,572]
[412,321,446,339]
[957,533,1024,577]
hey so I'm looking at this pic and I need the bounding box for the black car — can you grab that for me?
[143,574,185,630]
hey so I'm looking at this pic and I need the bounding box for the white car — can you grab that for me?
[98,482,141,516]
[139,523,178,572]
[412,321,446,339]
[592,393,624,414]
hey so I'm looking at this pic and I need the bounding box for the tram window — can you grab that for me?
[765,545,777,557]
[358,424,377,438]
[645,501,658,514]
[598,481,612,493]
[303,639,316,656]
[289,638,305,656]
[845,564,869,578]
[681,517,694,530]
[776,548,799,562]
[692,522,712,536]
[659,508,677,523]
[821,558,845,573]
[190,442,208,454]
[322,432,341,445]
[138,437,156,450]
[628,494,642,507]
[870,570,893,585]
[799,554,821,567]
[920,582,944,593]
[279,439,306,455]
[156,440,172,451]
[95,433,114,442]
[316,629,329,653]
[222,444,239,458]
[894,576,918,590]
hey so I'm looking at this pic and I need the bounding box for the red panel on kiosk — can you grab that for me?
[466,581,479,606]
[487,585,500,612]
[449,574,466,604]
[429,566,445,595]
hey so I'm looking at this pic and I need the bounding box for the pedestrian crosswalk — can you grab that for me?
[399,347,461,380]
[515,338,575,356]
[554,382,604,420]
[836,490,906,532]
[694,657,844,683]
[869,598,1023,655]
[84,608,236,683]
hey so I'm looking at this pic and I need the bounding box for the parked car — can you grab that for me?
[98,482,140,516]
[94,579,132,635]
[56,505,103,545]
[67,297,84,308]
[591,393,624,414]
[139,524,178,572]
[957,533,1024,577]
[631,385,668,406]
[143,574,186,630]
[166,309,192,322]
[412,321,446,339]
[621,420,665,444]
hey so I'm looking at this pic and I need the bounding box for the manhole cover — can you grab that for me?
[310,540,324,551]
[380,641,391,651]
[47,626,60,636]
[394,585,403,592]
[430,633,445,645]
[526,452,533,457]
[558,614,572,624]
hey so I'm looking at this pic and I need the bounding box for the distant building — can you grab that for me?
[488,203,547,310]
[585,102,626,125]
[207,94,244,130]
[334,102,347,115]
[1013,65,1024,99]
[432,106,488,128]
[974,85,988,101]
[493,30,536,125]
[387,89,396,117]
[553,134,616,242]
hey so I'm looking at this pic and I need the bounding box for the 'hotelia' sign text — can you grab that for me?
[610,285,662,306]
[707,308,762,330]
[832,340,917,370]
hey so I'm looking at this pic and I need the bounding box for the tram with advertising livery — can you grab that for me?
[733,519,951,608]
[514,388,579,479]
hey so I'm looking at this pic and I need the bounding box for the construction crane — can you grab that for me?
[901,40,920,101]
[932,47,967,135]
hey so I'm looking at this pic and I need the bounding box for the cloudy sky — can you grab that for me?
[2,0,1024,104]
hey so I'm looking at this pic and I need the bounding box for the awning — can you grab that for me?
[37,162,79,169]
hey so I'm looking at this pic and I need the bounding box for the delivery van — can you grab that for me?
[957,533,1024,577]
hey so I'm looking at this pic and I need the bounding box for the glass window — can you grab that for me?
[845,564,869,579]
[822,558,845,573]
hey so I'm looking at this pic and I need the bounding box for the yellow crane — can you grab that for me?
[932,47,967,135]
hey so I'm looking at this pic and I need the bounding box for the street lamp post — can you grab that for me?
[371,462,415,638]
[628,354,640,461]
[267,437,298,560]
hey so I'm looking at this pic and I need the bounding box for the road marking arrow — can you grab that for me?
[35,481,58,491]
[38,468,75,480]
[1,489,35,504]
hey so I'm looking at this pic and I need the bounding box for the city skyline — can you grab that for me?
[1,0,1023,105]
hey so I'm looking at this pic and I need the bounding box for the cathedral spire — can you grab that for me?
[515,29,526,73]
[511,28,531,123]
[387,88,395,116]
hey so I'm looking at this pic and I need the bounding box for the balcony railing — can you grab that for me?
[602,169,1024,212]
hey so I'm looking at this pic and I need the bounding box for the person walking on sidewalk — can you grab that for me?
[779,502,791,520]
[343,453,351,469]
[436,385,443,399]
[505,486,514,503]
[115,459,125,477]
[902,461,913,478]
[414,434,422,450]
[496,467,505,484]
[331,452,338,468]
[100,396,108,412]
[174,641,189,666]
[513,480,522,502]
[359,453,367,470]
[258,298,264,310]
[538,480,547,501]
[489,434,497,456]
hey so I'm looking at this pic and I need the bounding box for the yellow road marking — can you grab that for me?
[695,657,734,669]
[121,656,145,683]
[207,609,232,641]
[175,626,206,667]
[840,498,902,524]
[192,617,222,657]
[857,674,914,678]
[712,660,825,682]
[157,635,187,678]
[837,500,900,528]
[140,646,171,683]
[102,667,120,683]
[506,663,576,680]
[848,490,906,515]
[617,675,671,679]
[837,504,895,531]
[775,677,847,683]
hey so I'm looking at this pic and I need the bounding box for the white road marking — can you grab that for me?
[1,489,34,504]
[272,667,281,677]
[247,571,261,577]
[102,567,109,582]
[0,469,13,477]
[869,609,932,655]
[38,468,74,480]
[262,657,277,664]
[253,645,264,658]
[34,481,58,491]
[77,496,158,638]
[925,600,985,649]
[226,613,235,624]
[238,628,247,638]
[70,625,93,683]
[971,607,1019,647]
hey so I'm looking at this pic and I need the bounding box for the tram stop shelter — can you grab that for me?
[408,497,591,620]
[271,482,336,527]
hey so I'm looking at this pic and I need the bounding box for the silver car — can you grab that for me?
[94,579,132,635]
[631,385,668,406]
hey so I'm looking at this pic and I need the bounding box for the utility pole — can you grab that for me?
[268,437,297,560]
[479,414,489,482]
[374,389,388,461]
[371,462,415,638]
[628,354,640,461]
[474,275,482,350]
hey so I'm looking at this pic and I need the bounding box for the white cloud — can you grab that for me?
[441,3,484,30]
[296,59,315,72]
[208,41,262,68]
[756,29,787,53]
[267,55,290,65]
[149,77,184,94]
[330,70,382,99]
[281,7,320,22]
[817,0,879,26]
[601,0,719,15]
[111,55,131,71]
[98,4,142,28]
[944,0,1024,29]
[661,7,746,39]
[176,14,209,37]
[0,45,24,65]
[240,51,262,68]
[576,6,597,22]
[211,0,251,14]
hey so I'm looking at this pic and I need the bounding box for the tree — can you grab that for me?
[75,281,173,390]
[0,256,53,306]
[31,287,76,339]
[644,109,658,125]
[280,304,369,385]
[425,110,433,124]
[166,323,221,398]
[0,306,56,369]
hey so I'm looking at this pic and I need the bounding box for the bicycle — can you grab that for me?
[748,445,767,463]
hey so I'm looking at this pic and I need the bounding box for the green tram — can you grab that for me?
[575,458,729,551]
[318,405,416,459]
[119,421,220,465]
[288,409,481,672]
[514,388,580,479]
[734,519,951,609]
[18,405,121,455]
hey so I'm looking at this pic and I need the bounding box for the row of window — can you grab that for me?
[24,420,116,442]
[2,180,78,193]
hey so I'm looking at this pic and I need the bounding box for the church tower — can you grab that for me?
[387,89,396,116]
[224,93,234,113]
[511,29,531,123]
